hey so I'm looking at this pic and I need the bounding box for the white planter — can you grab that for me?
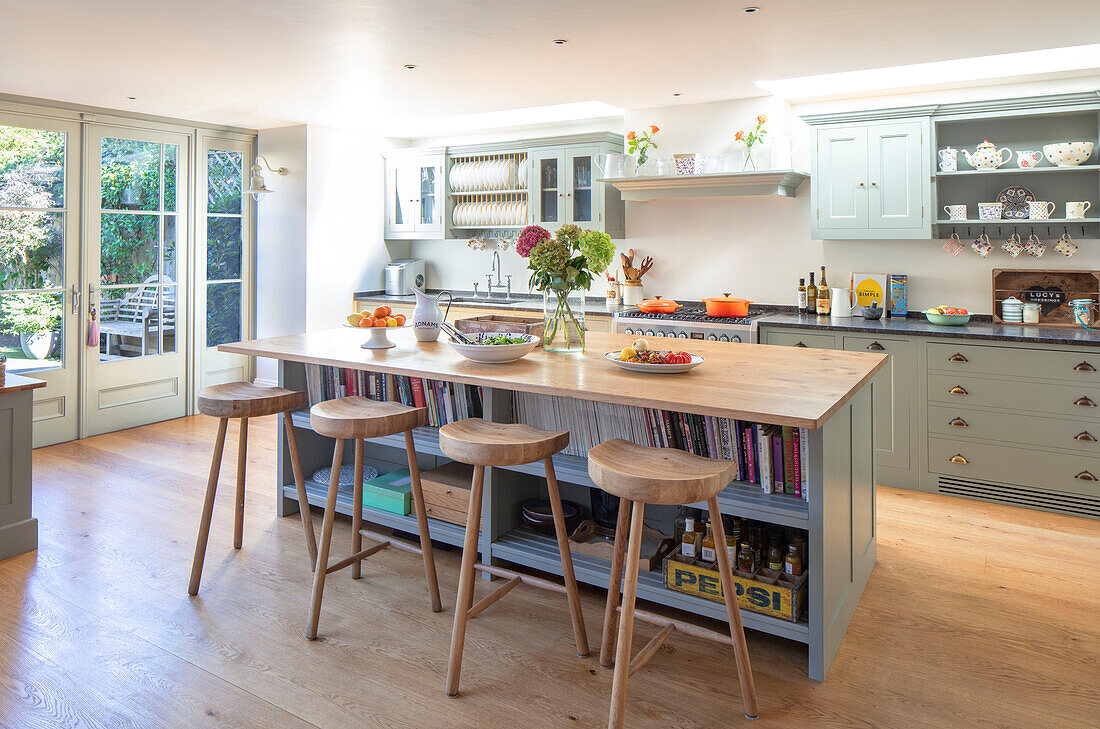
[19,331,55,360]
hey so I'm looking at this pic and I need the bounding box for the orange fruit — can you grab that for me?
[373,305,391,318]
[386,317,398,327]
[393,313,406,325]
[373,318,389,327]
[358,316,374,328]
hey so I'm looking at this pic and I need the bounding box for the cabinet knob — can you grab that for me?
[949,454,969,464]
[870,181,878,187]
[949,385,968,395]
[1074,470,1097,481]
[1074,361,1096,372]
[867,341,885,351]
[1074,431,1096,442]
[857,182,865,188]
[948,417,969,428]
[948,353,969,363]
[794,342,807,348]
[1074,396,1096,408]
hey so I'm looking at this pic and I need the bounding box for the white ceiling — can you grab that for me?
[2,0,1099,135]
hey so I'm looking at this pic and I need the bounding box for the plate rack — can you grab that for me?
[448,151,529,233]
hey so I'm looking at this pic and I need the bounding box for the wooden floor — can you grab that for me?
[1,416,1097,728]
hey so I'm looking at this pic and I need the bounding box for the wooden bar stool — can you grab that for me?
[438,418,589,697]
[589,439,759,726]
[305,396,442,640]
[189,382,316,595]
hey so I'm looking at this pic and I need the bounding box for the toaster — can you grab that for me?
[384,259,425,295]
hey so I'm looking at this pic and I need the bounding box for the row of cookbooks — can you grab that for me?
[513,392,808,499]
[302,364,482,426]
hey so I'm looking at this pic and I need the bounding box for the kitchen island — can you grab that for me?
[0,373,46,560]
[221,329,887,681]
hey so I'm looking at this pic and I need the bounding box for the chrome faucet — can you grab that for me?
[484,250,511,299]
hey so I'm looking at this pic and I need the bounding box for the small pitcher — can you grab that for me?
[1016,150,1042,168]
[411,288,452,342]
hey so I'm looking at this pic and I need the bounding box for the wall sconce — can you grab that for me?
[246,155,287,201]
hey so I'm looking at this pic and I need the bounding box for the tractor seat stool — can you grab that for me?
[189,382,317,596]
[588,438,760,727]
[438,418,589,698]
[305,396,442,641]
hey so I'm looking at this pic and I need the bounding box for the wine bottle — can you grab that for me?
[816,266,831,315]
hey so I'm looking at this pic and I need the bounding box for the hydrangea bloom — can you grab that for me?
[516,225,550,258]
[577,230,614,274]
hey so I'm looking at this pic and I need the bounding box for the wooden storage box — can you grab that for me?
[992,269,1100,326]
[664,553,807,622]
[416,461,473,526]
[455,314,544,339]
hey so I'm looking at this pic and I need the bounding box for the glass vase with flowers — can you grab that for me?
[626,125,660,175]
[516,223,615,353]
[734,114,768,170]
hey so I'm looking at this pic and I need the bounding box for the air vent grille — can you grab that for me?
[937,477,1100,519]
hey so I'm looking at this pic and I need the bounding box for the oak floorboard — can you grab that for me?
[0,415,1094,728]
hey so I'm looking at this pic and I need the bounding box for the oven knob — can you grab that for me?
[718,334,730,342]
[731,334,742,343]
[644,330,655,337]
[624,328,634,335]
[706,334,717,340]
[677,331,688,339]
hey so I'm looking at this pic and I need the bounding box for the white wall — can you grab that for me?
[255,125,307,385]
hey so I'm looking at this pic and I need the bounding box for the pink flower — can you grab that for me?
[516,225,550,258]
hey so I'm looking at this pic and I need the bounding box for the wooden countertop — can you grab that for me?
[0,372,47,395]
[220,329,887,429]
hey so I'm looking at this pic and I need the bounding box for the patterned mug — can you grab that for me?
[943,204,967,221]
[1001,233,1024,258]
[1027,201,1055,220]
[938,148,957,173]
[1055,232,1079,258]
[1066,201,1092,220]
[1025,233,1046,258]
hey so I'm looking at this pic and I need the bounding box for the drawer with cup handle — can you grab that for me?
[927,373,1100,419]
[762,329,837,350]
[928,404,1100,455]
[929,436,1100,496]
[926,342,1099,382]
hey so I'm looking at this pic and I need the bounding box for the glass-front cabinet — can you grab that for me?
[529,144,615,234]
[384,151,444,239]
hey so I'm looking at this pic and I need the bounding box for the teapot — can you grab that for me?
[1016,150,1042,168]
[411,287,452,342]
[961,139,1012,170]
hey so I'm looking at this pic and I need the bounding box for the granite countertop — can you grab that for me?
[353,289,625,316]
[757,312,1100,346]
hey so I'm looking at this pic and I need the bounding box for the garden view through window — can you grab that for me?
[205,149,243,348]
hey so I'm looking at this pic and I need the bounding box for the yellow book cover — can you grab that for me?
[851,273,887,316]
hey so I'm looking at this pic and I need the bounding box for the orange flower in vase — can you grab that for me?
[626,130,636,141]
[626,125,660,172]
[649,125,659,134]
[735,113,768,170]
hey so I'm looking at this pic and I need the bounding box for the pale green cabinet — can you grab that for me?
[810,118,930,240]
[530,144,623,236]
[384,152,445,239]
[842,335,914,483]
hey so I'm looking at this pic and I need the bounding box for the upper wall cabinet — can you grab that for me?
[530,144,623,235]
[810,117,930,239]
[385,151,445,239]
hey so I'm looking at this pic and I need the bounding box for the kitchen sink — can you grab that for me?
[448,296,529,306]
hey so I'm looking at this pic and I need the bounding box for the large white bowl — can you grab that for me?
[448,332,539,363]
[1043,141,1094,167]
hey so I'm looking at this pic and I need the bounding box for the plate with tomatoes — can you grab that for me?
[605,341,703,374]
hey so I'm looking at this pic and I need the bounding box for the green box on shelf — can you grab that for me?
[363,468,412,515]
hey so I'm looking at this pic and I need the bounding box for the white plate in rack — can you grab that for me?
[604,351,704,374]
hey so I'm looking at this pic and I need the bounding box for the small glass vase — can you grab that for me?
[741,146,758,171]
[542,283,586,353]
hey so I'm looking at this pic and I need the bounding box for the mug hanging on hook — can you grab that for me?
[972,232,992,258]
[1025,232,1046,258]
[1055,230,1078,258]
[943,232,965,257]
[1002,232,1024,258]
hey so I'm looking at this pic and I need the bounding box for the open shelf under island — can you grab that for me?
[219,328,887,681]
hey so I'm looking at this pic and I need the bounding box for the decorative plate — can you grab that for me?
[997,186,1034,219]
[604,351,703,374]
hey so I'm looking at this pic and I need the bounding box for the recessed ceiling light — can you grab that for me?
[673,92,682,97]
[126,96,136,100]
[403,64,417,70]
[743,6,760,12]
[552,39,568,45]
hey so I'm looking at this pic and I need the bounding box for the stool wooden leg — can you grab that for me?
[351,439,364,580]
[233,417,248,550]
[445,464,485,697]
[188,417,229,596]
[544,457,589,657]
[406,429,442,612]
[600,497,631,668]
[284,414,317,570]
[306,438,344,640]
[708,497,759,719]
[607,500,646,729]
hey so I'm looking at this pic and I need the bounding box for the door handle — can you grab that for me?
[1074,470,1097,481]
[949,454,969,464]
[949,353,968,362]
[867,341,884,351]
[1074,431,1096,442]
[949,385,968,395]
[71,283,81,315]
[948,417,968,428]
[1074,362,1096,372]
[1074,396,1096,408]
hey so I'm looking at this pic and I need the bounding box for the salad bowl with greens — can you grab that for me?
[447,332,539,364]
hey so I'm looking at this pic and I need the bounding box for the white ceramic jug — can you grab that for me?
[411,288,452,342]
[594,153,626,179]
[829,287,852,317]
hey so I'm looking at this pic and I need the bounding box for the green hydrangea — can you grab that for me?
[555,223,581,246]
[529,239,570,274]
[577,230,614,274]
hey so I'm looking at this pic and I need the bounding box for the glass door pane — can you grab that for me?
[532,149,564,229]
[570,154,593,223]
[419,164,437,226]
[205,149,243,348]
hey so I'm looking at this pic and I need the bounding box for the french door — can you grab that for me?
[82,126,190,436]
[0,115,81,445]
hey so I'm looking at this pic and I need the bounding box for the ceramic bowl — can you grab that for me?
[1042,142,1094,167]
[447,332,539,363]
[925,312,971,326]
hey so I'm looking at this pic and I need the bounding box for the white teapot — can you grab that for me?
[962,139,1012,170]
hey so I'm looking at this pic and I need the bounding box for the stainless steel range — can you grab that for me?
[613,303,771,343]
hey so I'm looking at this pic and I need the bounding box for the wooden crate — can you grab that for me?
[992,269,1100,326]
[455,314,544,339]
[415,461,473,526]
[664,553,807,622]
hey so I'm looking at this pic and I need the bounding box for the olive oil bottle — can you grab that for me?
[806,272,817,314]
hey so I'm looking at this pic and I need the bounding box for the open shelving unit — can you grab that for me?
[273,359,875,681]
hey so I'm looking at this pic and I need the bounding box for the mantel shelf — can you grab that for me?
[598,169,809,201]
